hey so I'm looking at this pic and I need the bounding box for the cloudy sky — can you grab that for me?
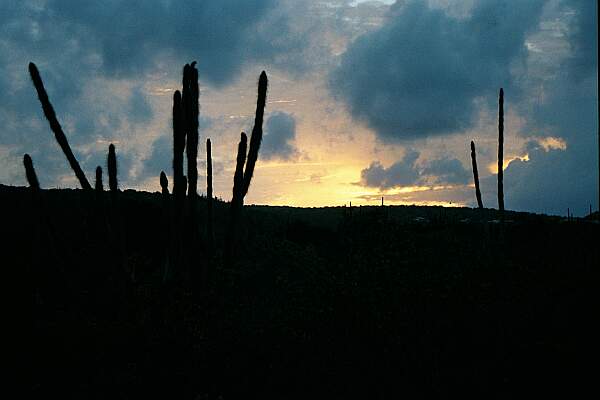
[0,0,597,215]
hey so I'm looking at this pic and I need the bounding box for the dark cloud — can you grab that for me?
[481,139,597,216]
[421,157,470,185]
[33,0,306,85]
[261,112,298,160]
[360,150,420,189]
[330,0,545,141]
[360,150,469,190]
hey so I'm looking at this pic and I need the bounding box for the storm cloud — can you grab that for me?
[261,112,298,160]
[360,150,470,190]
[330,0,545,141]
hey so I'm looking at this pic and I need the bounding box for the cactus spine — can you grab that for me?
[95,166,104,192]
[28,62,91,190]
[23,154,40,190]
[108,143,118,192]
[497,88,504,212]
[470,141,483,209]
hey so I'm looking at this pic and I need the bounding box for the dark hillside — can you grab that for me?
[4,184,598,398]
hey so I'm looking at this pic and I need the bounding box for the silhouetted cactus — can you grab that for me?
[160,171,169,195]
[242,71,268,197]
[108,143,118,192]
[95,166,103,192]
[172,90,186,197]
[225,72,269,263]
[23,154,40,190]
[470,141,483,209]
[232,132,248,209]
[28,62,91,190]
[206,138,214,247]
[226,132,248,262]
[497,88,504,212]
[183,62,199,199]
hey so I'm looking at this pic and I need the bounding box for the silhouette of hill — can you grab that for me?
[5,184,598,398]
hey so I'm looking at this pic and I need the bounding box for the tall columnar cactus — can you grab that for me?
[108,143,118,192]
[226,132,248,261]
[470,141,483,209]
[160,171,169,195]
[241,71,268,197]
[172,90,186,197]
[206,138,214,247]
[497,88,504,212]
[160,170,172,282]
[95,166,104,192]
[232,132,248,210]
[183,62,199,199]
[226,72,268,263]
[23,154,40,190]
[28,62,91,190]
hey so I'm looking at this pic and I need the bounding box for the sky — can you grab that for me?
[0,0,597,216]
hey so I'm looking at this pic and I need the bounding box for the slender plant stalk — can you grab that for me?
[470,141,483,209]
[23,154,40,190]
[108,144,118,192]
[28,62,91,190]
[498,88,504,212]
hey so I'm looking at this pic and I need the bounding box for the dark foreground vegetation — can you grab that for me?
[5,184,598,398]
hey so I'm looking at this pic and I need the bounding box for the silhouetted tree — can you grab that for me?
[28,62,91,190]
[95,166,104,192]
[497,88,504,212]
[470,141,483,209]
[23,154,40,190]
[108,143,118,192]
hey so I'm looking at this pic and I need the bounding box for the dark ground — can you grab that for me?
[4,184,598,398]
